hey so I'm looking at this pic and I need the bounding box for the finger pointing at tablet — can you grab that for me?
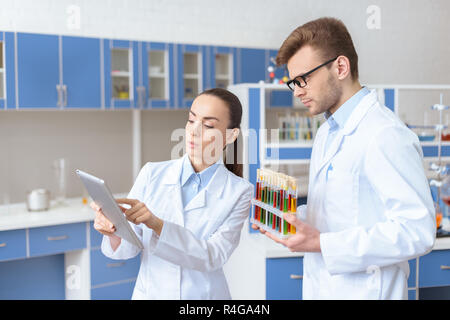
[116,198,164,236]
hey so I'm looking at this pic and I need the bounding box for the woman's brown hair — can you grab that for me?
[200,88,243,177]
[276,17,359,80]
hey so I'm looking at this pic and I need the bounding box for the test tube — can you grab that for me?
[290,178,298,234]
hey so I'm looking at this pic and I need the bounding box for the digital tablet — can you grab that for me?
[76,169,144,250]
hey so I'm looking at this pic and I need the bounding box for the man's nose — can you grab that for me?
[293,85,306,98]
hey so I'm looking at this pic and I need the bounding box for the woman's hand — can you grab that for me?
[91,201,116,236]
[90,202,121,251]
[116,198,164,236]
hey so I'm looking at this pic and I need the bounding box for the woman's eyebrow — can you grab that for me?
[189,110,219,121]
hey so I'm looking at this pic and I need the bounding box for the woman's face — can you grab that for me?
[185,94,233,166]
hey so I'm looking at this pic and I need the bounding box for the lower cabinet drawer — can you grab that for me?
[91,280,136,300]
[0,229,27,262]
[90,248,140,286]
[419,250,450,287]
[266,257,303,300]
[28,222,87,257]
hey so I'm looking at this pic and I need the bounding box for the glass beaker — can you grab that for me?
[52,158,67,205]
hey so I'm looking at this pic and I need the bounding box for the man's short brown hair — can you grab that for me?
[276,17,359,80]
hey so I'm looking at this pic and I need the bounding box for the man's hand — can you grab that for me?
[252,212,321,252]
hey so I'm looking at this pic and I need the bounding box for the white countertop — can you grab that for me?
[0,194,127,231]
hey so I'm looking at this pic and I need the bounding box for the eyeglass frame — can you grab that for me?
[286,56,339,91]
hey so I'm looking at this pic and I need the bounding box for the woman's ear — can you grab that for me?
[225,128,240,145]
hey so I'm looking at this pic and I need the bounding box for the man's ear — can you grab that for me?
[226,128,240,145]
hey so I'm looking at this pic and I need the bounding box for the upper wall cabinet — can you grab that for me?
[15,33,102,109]
[140,42,175,109]
[1,30,279,110]
[238,48,267,84]
[61,36,102,108]
[0,32,16,110]
[103,39,139,109]
[176,44,210,108]
[209,46,237,90]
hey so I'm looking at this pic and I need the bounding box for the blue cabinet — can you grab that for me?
[266,257,303,300]
[103,39,139,109]
[61,36,102,108]
[1,32,17,110]
[0,229,27,262]
[90,248,140,286]
[176,44,209,108]
[91,280,136,300]
[140,42,176,109]
[209,46,237,90]
[16,33,60,108]
[419,250,450,288]
[88,223,140,299]
[2,30,284,111]
[238,48,267,84]
[15,33,103,109]
[28,222,87,257]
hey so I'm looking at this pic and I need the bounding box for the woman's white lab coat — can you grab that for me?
[299,89,436,299]
[101,154,253,299]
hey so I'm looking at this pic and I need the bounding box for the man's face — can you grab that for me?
[287,46,342,115]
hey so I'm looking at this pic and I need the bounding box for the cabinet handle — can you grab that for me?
[441,265,450,270]
[62,84,68,107]
[0,243,6,248]
[107,262,125,268]
[47,235,69,241]
[56,84,63,108]
[290,274,303,280]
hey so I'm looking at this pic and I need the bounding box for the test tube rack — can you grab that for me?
[251,169,298,239]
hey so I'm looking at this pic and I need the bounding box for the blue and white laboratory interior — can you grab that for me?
[0,0,450,301]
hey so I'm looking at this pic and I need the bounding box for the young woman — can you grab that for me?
[92,88,253,299]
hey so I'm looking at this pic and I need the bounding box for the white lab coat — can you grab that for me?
[101,154,253,299]
[299,89,436,300]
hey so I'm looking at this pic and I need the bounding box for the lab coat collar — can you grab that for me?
[315,89,378,177]
[184,164,228,211]
[162,154,228,211]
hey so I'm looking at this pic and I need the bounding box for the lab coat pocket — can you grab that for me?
[324,169,358,232]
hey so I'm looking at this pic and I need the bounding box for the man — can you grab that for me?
[253,17,436,299]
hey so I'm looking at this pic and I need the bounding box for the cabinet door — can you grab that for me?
[91,280,136,300]
[104,39,139,109]
[28,222,87,257]
[62,36,102,108]
[267,49,293,107]
[419,250,450,287]
[16,33,60,108]
[90,248,140,287]
[0,229,27,262]
[266,257,303,300]
[1,32,17,109]
[142,42,175,109]
[238,48,266,84]
[209,46,236,90]
[176,44,206,108]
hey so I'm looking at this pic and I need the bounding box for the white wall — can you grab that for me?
[0,0,449,84]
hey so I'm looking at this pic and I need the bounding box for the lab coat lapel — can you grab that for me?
[312,90,378,180]
[183,164,228,212]
[161,155,185,225]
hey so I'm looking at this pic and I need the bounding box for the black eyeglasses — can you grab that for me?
[286,56,338,91]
